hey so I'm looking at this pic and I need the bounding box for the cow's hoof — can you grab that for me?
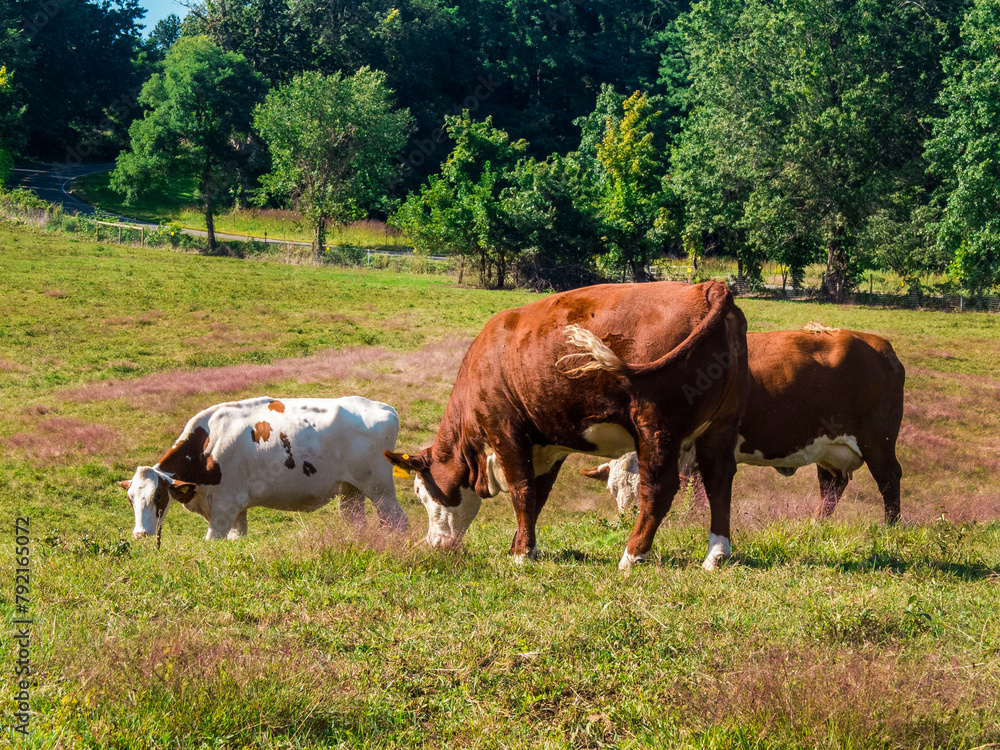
[618,549,647,572]
[512,546,538,565]
[702,534,731,571]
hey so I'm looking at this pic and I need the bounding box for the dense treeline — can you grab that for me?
[3,0,1000,294]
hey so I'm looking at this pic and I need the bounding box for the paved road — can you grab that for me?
[10,162,437,257]
[10,162,116,217]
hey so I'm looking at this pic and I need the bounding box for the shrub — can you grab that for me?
[324,243,366,267]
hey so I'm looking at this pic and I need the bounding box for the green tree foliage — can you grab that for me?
[595,91,674,281]
[254,68,413,259]
[16,0,145,157]
[392,114,528,289]
[111,36,263,251]
[926,0,1000,294]
[0,60,19,181]
[186,0,688,188]
[674,0,962,299]
[506,152,605,289]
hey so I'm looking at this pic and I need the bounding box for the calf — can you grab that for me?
[386,281,748,571]
[582,327,905,523]
[119,396,408,541]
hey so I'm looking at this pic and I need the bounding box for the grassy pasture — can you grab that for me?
[0,222,998,749]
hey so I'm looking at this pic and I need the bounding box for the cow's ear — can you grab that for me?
[384,450,430,478]
[580,464,611,483]
[168,480,197,502]
[117,480,132,490]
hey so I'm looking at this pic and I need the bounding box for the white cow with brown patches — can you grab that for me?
[119,397,408,541]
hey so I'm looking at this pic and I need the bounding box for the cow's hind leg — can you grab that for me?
[339,483,366,529]
[863,447,902,525]
[227,510,248,540]
[621,443,680,571]
[816,466,849,519]
[695,431,738,571]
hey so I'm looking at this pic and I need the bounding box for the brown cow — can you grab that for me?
[582,326,905,523]
[386,281,748,571]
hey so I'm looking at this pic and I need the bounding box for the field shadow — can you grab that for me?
[545,548,618,566]
[732,551,1000,581]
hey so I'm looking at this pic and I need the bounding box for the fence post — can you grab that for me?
[959,295,963,313]
[118,225,122,243]
[140,226,144,247]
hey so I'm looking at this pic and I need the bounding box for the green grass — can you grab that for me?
[70,171,412,248]
[1,221,998,748]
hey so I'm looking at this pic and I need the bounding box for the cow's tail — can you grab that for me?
[558,281,735,378]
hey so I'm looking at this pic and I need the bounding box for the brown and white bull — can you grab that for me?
[119,396,408,542]
[385,281,748,571]
[582,327,905,523]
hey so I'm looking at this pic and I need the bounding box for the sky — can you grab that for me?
[138,0,186,33]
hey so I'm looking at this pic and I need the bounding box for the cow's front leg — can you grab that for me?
[497,442,541,564]
[366,477,409,533]
[621,441,680,571]
[227,510,248,540]
[816,466,849,519]
[206,499,243,541]
[695,431,737,571]
[510,457,566,562]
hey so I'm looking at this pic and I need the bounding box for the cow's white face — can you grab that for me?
[414,474,483,549]
[119,466,172,540]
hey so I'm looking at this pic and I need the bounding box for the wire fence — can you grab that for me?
[729,278,1000,313]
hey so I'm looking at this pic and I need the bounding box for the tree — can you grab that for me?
[505,152,606,289]
[674,0,963,299]
[17,0,145,157]
[111,36,263,251]
[925,0,1000,295]
[254,68,414,259]
[143,14,182,60]
[595,90,674,281]
[392,113,529,289]
[0,61,18,183]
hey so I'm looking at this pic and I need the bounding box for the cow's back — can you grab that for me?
[165,397,398,508]
[449,281,746,453]
[742,330,904,455]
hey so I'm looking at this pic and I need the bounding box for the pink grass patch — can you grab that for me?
[0,359,25,372]
[4,417,122,464]
[43,289,68,298]
[62,339,473,408]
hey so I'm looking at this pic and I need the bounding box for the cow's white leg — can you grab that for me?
[368,479,409,532]
[702,533,731,571]
[206,500,242,541]
[227,510,248,540]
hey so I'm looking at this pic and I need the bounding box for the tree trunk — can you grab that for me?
[203,168,217,253]
[628,259,650,283]
[823,237,847,302]
[312,217,326,262]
